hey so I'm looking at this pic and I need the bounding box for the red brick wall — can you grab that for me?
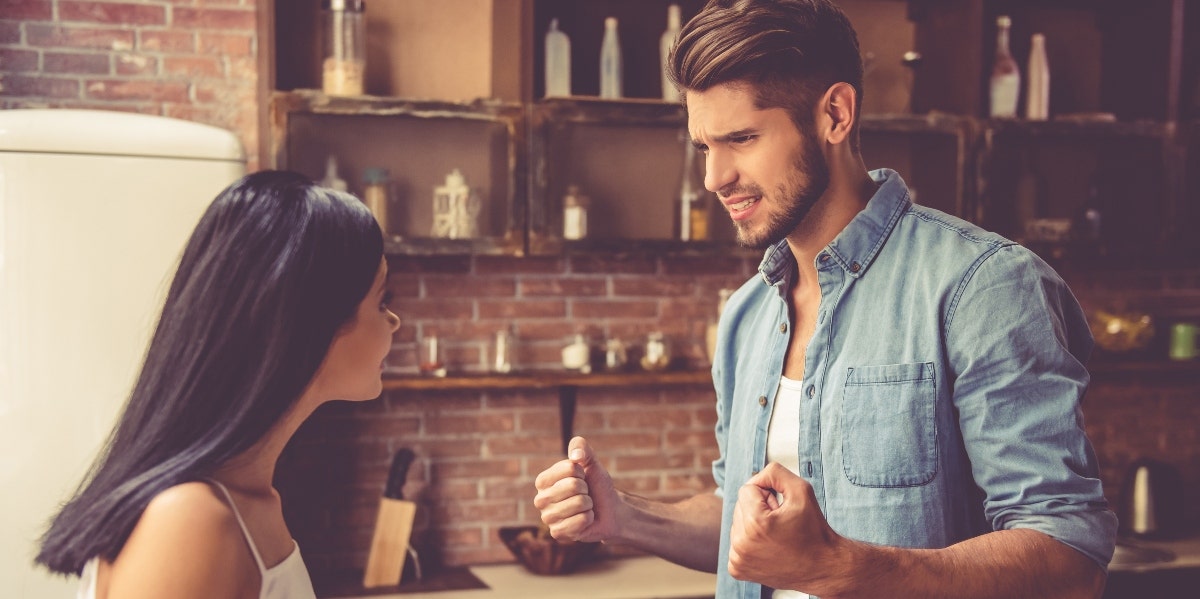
[277,255,1200,589]
[0,0,260,170]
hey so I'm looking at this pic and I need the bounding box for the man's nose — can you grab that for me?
[704,150,735,195]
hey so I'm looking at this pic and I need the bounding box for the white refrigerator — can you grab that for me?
[0,109,245,597]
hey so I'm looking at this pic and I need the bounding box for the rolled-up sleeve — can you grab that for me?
[946,244,1118,569]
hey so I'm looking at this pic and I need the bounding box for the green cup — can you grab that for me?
[1168,322,1199,360]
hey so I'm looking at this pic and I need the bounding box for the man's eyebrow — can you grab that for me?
[692,128,759,147]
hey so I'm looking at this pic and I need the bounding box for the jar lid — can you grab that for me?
[324,0,364,12]
[362,166,389,183]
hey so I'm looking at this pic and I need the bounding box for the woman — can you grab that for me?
[36,170,401,598]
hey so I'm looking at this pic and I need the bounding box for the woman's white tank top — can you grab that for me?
[77,480,316,599]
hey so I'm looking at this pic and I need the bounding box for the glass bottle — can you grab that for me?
[361,166,390,235]
[660,4,682,102]
[322,0,365,96]
[989,15,1020,118]
[492,328,513,374]
[319,155,348,192]
[1025,33,1049,120]
[599,17,622,99]
[678,136,711,241]
[562,185,589,240]
[544,18,571,97]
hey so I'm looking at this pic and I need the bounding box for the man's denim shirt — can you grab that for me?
[710,169,1117,598]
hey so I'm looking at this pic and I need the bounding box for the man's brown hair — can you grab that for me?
[668,0,865,150]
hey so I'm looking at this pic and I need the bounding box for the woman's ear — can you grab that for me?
[819,82,858,146]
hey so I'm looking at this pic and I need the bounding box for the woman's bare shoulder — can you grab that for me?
[104,481,257,598]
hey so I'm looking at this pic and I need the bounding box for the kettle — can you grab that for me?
[1118,458,1186,539]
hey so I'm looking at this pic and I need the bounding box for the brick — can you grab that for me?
[43,51,110,75]
[0,48,39,72]
[114,52,156,75]
[424,276,515,298]
[486,434,559,456]
[0,21,20,44]
[425,412,515,436]
[519,277,608,297]
[570,299,659,319]
[198,31,252,56]
[84,78,188,102]
[171,6,257,31]
[475,255,565,275]
[394,298,473,320]
[609,407,694,430]
[431,458,521,480]
[569,254,658,274]
[612,278,698,297]
[138,29,195,52]
[0,74,81,98]
[476,299,566,320]
[163,54,223,78]
[0,0,52,20]
[59,1,167,26]
[662,254,752,276]
[26,24,135,51]
[388,255,471,274]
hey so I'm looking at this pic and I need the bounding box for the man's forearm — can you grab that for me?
[610,491,724,573]
[826,529,1106,599]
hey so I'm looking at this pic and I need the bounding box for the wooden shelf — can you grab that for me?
[382,369,712,392]
[1089,359,1200,380]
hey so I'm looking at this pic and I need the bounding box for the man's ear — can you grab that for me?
[819,82,858,146]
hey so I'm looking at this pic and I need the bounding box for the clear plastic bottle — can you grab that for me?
[660,5,682,102]
[989,15,1020,118]
[599,17,622,99]
[545,18,572,97]
[1025,33,1050,120]
[322,0,365,96]
[361,166,390,234]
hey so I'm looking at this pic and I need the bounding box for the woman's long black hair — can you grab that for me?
[36,170,384,575]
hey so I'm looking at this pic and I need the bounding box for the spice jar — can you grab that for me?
[322,0,366,96]
[562,334,591,373]
[640,332,670,371]
[562,185,589,240]
[361,167,390,235]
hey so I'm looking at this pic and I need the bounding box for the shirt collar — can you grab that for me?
[758,168,912,286]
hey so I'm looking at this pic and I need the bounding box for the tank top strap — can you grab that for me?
[206,478,269,574]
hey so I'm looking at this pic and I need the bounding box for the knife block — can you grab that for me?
[362,498,417,588]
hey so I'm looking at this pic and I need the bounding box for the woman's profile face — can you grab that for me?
[311,257,400,401]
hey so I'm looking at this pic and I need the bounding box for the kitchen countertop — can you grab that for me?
[324,556,717,599]
[1109,534,1200,573]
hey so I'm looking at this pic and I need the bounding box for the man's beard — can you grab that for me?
[732,130,830,250]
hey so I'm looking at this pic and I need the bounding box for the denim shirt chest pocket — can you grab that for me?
[840,362,938,487]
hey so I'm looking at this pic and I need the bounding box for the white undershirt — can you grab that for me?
[764,375,810,599]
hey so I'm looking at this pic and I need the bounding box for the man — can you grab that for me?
[533,1,1117,597]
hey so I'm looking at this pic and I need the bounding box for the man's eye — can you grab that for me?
[730,135,755,145]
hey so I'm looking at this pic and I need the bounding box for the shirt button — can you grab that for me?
[850,262,862,273]
[807,385,815,398]
[758,396,767,407]
[779,323,787,333]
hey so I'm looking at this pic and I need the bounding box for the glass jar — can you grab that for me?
[640,332,670,371]
[322,0,366,96]
[361,167,390,235]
